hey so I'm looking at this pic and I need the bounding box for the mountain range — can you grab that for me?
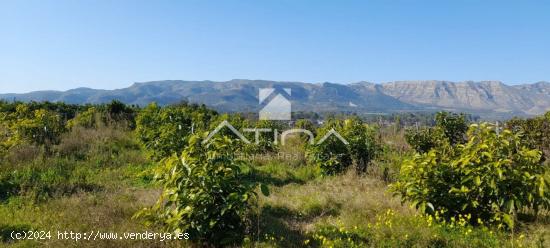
[2,80,550,118]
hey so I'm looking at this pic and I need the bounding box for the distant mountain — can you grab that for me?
[379,80,550,116]
[2,80,550,118]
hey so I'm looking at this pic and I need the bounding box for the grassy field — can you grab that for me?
[1,125,548,247]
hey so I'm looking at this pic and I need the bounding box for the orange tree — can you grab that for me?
[307,117,379,175]
[135,103,217,161]
[135,133,262,246]
[392,123,550,229]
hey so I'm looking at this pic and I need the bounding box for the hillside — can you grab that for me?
[2,80,550,117]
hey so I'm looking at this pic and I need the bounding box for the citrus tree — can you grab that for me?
[135,133,258,245]
[16,109,65,146]
[67,107,99,129]
[307,119,351,175]
[435,111,468,145]
[404,127,448,153]
[136,103,192,160]
[392,123,550,229]
[307,117,379,175]
[342,118,379,173]
[405,111,467,153]
[3,105,66,147]
[506,111,550,157]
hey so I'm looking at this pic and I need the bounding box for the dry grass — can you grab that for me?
[2,125,550,247]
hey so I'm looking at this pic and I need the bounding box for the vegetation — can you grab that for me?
[135,102,216,160]
[136,134,260,245]
[393,123,549,229]
[405,112,468,153]
[506,112,550,157]
[306,117,380,175]
[1,101,549,247]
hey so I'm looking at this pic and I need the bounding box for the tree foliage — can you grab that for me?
[102,100,137,128]
[66,107,99,129]
[0,104,66,149]
[405,112,468,153]
[404,127,448,154]
[392,123,550,229]
[307,117,379,175]
[135,134,257,245]
[135,102,217,161]
[506,111,550,158]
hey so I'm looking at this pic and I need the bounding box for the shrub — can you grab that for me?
[11,107,66,147]
[405,112,467,153]
[435,112,468,145]
[342,118,380,173]
[243,120,283,154]
[295,119,316,136]
[307,117,379,175]
[135,103,193,160]
[136,103,217,161]
[506,111,550,157]
[0,121,9,158]
[307,119,352,175]
[404,127,447,153]
[67,107,99,129]
[103,100,136,128]
[392,123,550,229]
[135,134,258,245]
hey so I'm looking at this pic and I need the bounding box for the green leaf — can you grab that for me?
[260,183,270,197]
[502,214,514,228]
[474,176,481,186]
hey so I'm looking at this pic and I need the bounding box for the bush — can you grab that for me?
[405,112,467,153]
[135,103,193,160]
[136,103,217,161]
[435,112,468,145]
[294,119,316,136]
[506,111,550,157]
[342,118,379,173]
[307,117,379,175]
[404,127,447,153]
[307,119,352,175]
[67,107,99,129]
[11,106,66,147]
[135,134,258,245]
[243,120,283,154]
[392,123,550,229]
[103,100,136,128]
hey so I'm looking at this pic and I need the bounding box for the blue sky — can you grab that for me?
[1,0,549,93]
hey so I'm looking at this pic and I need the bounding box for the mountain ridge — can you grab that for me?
[2,80,549,118]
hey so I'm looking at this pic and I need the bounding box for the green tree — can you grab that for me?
[342,118,379,173]
[103,100,136,128]
[435,112,468,145]
[405,111,468,153]
[135,134,258,246]
[307,119,352,175]
[506,112,550,158]
[404,127,448,153]
[67,107,99,129]
[136,103,218,161]
[307,117,379,175]
[392,123,550,229]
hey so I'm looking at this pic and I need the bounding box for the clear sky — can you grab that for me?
[1,0,549,93]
